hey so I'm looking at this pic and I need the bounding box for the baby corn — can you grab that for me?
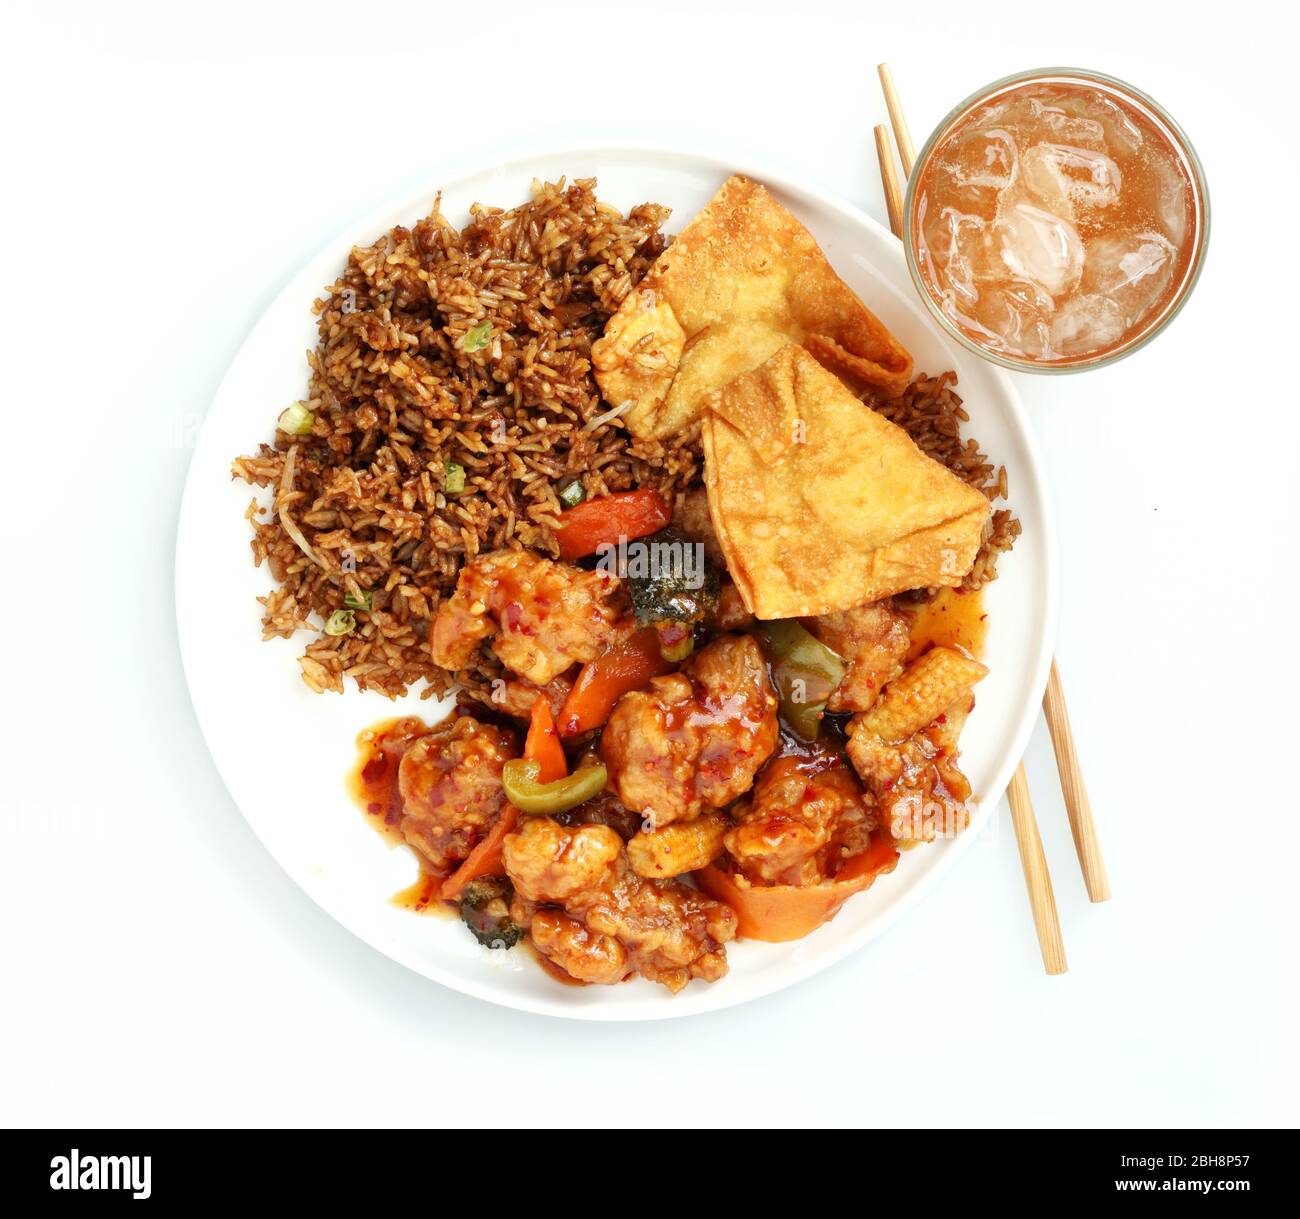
[628,812,729,879]
[859,646,988,742]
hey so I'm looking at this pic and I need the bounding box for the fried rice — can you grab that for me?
[232,177,1018,699]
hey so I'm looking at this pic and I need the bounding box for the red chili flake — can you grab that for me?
[366,802,382,815]
[503,601,536,635]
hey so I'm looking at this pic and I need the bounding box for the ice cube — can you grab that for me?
[1041,107,1106,147]
[1149,155,1190,247]
[1001,96,1106,148]
[950,127,1018,188]
[1022,144,1122,211]
[933,128,1019,216]
[1049,294,1127,356]
[926,207,996,306]
[1017,148,1074,219]
[968,280,1055,358]
[994,200,1084,296]
[1077,90,1144,155]
[1080,230,1177,323]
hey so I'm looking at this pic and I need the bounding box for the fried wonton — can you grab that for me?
[702,345,991,619]
[592,175,913,441]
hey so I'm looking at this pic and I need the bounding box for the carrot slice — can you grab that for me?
[524,696,568,783]
[439,806,520,903]
[558,627,675,736]
[696,833,900,942]
[554,489,671,561]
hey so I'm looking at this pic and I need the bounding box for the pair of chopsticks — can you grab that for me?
[873,65,1110,976]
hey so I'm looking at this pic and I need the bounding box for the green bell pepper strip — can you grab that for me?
[501,758,609,815]
[759,620,845,741]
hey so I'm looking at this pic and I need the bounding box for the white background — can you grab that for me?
[3,0,1297,1128]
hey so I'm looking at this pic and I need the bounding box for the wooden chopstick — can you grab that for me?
[873,126,905,239]
[874,76,1069,974]
[877,63,917,177]
[1007,762,1069,973]
[1043,660,1110,901]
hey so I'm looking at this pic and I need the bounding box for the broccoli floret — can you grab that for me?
[458,877,523,950]
[627,527,720,628]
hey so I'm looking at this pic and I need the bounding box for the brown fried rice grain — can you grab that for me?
[232,177,1018,699]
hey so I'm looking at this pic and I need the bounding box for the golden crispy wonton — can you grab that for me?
[703,346,991,619]
[592,175,913,441]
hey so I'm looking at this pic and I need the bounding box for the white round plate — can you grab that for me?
[176,143,1056,1021]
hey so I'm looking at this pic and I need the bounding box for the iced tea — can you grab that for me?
[907,71,1207,369]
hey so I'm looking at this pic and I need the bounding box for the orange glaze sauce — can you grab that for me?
[897,587,987,661]
[348,715,454,917]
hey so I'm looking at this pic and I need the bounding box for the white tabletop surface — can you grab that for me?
[3,0,1296,1128]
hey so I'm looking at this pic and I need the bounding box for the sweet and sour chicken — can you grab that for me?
[846,646,987,845]
[503,816,737,991]
[430,550,624,686]
[807,600,910,713]
[365,602,988,990]
[359,465,993,992]
[725,754,876,887]
[397,716,518,872]
[599,633,779,828]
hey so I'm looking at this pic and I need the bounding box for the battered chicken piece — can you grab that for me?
[807,600,910,713]
[847,706,974,844]
[845,647,987,845]
[528,910,629,985]
[672,487,726,564]
[600,633,779,827]
[397,715,519,872]
[430,550,624,686]
[503,816,623,903]
[725,754,876,887]
[581,871,736,991]
[503,816,738,992]
[711,582,756,631]
[489,671,576,720]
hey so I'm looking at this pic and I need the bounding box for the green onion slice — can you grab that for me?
[462,321,492,352]
[558,479,585,508]
[277,401,315,436]
[324,609,356,636]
